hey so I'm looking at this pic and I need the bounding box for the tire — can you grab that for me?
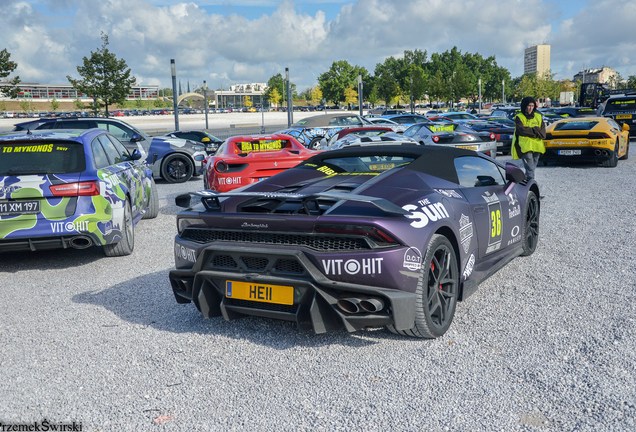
[388,234,459,338]
[521,191,540,256]
[603,141,619,168]
[308,137,323,149]
[142,178,159,219]
[104,200,134,257]
[161,153,194,183]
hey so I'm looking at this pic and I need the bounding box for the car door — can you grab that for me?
[95,134,145,218]
[453,156,521,261]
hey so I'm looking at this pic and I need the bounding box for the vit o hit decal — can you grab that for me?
[322,258,383,275]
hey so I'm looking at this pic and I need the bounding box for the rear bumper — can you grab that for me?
[0,234,99,252]
[169,243,417,334]
[543,147,613,162]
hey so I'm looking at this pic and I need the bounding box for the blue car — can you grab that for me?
[0,129,159,256]
[13,117,207,183]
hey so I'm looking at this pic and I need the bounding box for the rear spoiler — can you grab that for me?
[175,190,410,215]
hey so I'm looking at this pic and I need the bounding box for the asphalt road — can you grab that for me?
[0,117,635,431]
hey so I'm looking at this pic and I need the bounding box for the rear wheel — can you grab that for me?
[142,178,159,219]
[308,137,323,149]
[161,153,194,183]
[104,200,134,257]
[388,234,459,338]
[603,141,619,167]
[521,191,540,256]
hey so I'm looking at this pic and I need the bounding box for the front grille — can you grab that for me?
[212,255,238,269]
[275,259,304,274]
[182,228,369,251]
[203,252,306,276]
[241,256,269,271]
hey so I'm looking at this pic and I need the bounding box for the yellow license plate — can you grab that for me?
[616,114,632,119]
[457,145,478,150]
[225,280,294,305]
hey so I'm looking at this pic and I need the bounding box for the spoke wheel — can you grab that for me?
[389,234,459,338]
[161,153,194,183]
[521,191,540,256]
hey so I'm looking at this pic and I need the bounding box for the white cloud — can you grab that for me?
[1,0,636,91]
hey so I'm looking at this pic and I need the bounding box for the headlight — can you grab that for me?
[177,217,205,235]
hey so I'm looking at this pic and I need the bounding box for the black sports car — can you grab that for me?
[169,145,540,338]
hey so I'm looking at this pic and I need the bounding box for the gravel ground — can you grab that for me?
[1,137,635,431]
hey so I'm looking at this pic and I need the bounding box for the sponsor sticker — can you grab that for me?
[174,243,197,263]
[459,214,474,253]
[462,254,475,280]
[402,199,449,229]
[322,258,383,275]
[403,247,422,271]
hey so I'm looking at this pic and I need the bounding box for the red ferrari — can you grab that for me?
[203,134,318,192]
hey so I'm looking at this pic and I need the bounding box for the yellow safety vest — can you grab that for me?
[512,113,545,159]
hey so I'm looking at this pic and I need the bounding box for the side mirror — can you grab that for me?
[130,148,143,161]
[130,133,143,142]
[505,162,526,183]
[622,123,630,132]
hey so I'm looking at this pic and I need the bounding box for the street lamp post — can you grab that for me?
[502,79,505,104]
[357,75,363,116]
[170,59,179,131]
[203,80,209,130]
[478,77,482,113]
[286,67,293,127]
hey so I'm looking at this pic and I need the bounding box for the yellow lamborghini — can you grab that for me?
[542,116,630,167]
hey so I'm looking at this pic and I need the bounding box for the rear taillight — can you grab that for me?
[432,135,440,143]
[489,132,495,140]
[215,160,229,173]
[315,223,399,246]
[49,181,100,197]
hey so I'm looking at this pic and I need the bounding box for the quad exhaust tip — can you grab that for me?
[337,297,385,314]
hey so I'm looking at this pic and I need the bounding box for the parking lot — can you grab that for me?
[0,115,635,431]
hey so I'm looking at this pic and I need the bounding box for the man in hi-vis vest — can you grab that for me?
[512,96,546,181]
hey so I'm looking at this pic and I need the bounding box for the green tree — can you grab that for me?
[0,48,21,98]
[265,73,296,106]
[50,97,60,112]
[318,60,369,105]
[19,99,32,114]
[67,33,136,117]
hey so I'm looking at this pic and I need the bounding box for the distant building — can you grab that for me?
[214,83,267,109]
[524,44,551,76]
[573,67,618,84]
[0,81,159,101]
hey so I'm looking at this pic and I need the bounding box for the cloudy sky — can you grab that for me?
[1,0,634,92]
